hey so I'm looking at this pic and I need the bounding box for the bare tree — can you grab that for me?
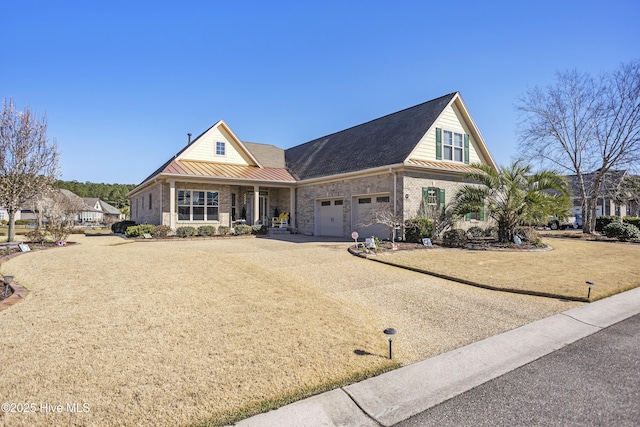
[44,190,85,241]
[26,189,85,243]
[0,99,60,242]
[516,60,640,233]
[613,175,640,216]
[357,205,402,243]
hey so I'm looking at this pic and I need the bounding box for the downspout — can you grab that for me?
[392,167,397,242]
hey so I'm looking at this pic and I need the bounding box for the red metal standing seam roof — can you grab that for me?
[162,160,297,182]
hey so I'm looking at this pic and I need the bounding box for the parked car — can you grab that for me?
[548,216,579,230]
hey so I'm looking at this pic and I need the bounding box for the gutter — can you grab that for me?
[295,163,405,185]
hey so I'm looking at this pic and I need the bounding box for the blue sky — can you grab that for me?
[2,1,638,184]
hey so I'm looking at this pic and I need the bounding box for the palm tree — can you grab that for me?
[452,161,572,242]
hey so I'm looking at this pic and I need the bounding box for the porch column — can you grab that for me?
[253,185,260,225]
[289,187,295,228]
[170,180,176,229]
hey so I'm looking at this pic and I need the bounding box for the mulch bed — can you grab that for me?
[375,240,546,252]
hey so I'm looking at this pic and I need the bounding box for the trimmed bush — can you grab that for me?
[404,218,434,243]
[197,225,217,236]
[176,226,196,238]
[484,226,498,238]
[251,225,268,235]
[125,224,156,238]
[217,225,230,236]
[442,229,468,248]
[112,220,136,234]
[15,219,35,225]
[466,226,484,238]
[595,216,620,232]
[602,221,640,241]
[153,225,172,238]
[623,216,640,229]
[234,224,252,235]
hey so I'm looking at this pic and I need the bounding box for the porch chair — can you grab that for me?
[271,212,289,228]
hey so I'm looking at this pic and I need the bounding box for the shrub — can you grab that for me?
[15,219,34,225]
[176,226,196,238]
[197,225,217,236]
[442,229,468,248]
[125,224,156,238]
[602,221,640,241]
[251,225,268,235]
[112,220,136,234]
[514,226,541,245]
[466,226,485,238]
[153,225,172,238]
[623,216,640,229]
[595,216,620,232]
[404,218,434,243]
[1,220,7,225]
[25,227,48,244]
[484,226,498,238]
[217,225,230,236]
[234,224,252,235]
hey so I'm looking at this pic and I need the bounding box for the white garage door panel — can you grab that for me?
[317,200,343,237]
[354,196,391,240]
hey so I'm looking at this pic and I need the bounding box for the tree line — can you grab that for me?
[55,180,136,209]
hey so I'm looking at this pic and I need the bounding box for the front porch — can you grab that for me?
[164,181,295,230]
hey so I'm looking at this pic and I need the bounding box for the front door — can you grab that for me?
[247,193,269,225]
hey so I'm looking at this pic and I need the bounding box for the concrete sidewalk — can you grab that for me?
[234,286,640,427]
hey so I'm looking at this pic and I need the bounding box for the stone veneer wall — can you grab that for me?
[295,173,396,236]
[401,170,488,230]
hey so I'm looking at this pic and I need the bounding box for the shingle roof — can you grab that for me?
[243,142,286,168]
[566,169,628,197]
[285,93,457,180]
[98,200,121,215]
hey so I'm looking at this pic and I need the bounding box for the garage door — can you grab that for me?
[353,195,392,240]
[317,199,344,237]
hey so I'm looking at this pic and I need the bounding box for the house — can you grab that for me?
[566,170,636,218]
[80,198,123,224]
[128,92,498,239]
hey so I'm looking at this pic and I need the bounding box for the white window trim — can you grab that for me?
[215,141,226,156]
[177,189,220,222]
[442,129,464,163]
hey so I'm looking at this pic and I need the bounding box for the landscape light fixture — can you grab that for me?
[383,328,397,359]
[586,281,595,299]
[3,275,14,299]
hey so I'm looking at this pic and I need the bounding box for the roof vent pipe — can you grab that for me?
[188,133,192,144]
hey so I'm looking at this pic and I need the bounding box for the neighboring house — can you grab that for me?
[128,92,498,239]
[566,170,634,217]
[81,198,123,224]
[0,208,38,223]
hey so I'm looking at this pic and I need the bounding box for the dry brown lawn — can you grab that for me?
[376,238,640,300]
[0,234,582,426]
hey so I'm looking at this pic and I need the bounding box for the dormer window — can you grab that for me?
[216,141,226,156]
